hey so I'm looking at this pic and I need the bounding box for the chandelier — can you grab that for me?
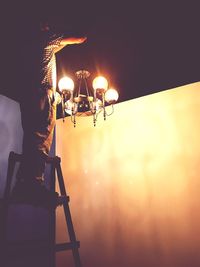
[58,70,119,126]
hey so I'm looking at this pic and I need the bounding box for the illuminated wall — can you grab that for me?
[56,82,200,267]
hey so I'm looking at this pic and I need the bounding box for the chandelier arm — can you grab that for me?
[71,114,76,127]
[89,106,96,115]
[102,93,106,120]
[77,79,82,97]
[93,113,97,126]
[80,112,88,117]
[84,78,90,97]
[96,110,100,119]
[94,89,97,102]
[105,104,115,116]
[61,94,65,122]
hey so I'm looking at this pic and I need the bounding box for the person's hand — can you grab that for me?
[55,36,87,53]
[61,36,87,46]
[70,36,87,44]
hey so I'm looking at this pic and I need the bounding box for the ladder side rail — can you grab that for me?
[1,151,19,266]
[55,159,77,237]
[49,162,56,267]
[3,152,17,200]
[55,158,82,267]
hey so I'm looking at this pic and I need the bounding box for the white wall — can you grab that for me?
[0,95,23,197]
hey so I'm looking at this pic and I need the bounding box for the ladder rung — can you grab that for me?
[9,151,61,165]
[55,241,80,252]
[58,195,70,203]
[1,196,69,206]
[4,240,80,254]
[9,152,22,162]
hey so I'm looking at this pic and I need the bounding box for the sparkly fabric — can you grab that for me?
[41,34,63,92]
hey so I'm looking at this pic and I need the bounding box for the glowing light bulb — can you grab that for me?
[58,76,74,92]
[64,100,74,115]
[105,88,119,104]
[92,76,108,91]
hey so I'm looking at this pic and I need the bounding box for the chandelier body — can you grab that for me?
[58,70,119,126]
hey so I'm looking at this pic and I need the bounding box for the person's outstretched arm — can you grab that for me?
[54,36,87,53]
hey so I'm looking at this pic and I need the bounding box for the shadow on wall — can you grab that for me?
[0,95,23,197]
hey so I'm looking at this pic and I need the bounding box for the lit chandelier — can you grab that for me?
[58,70,119,126]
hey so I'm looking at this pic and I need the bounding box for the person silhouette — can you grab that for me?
[12,21,87,208]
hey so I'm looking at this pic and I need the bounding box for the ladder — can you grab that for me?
[0,151,82,267]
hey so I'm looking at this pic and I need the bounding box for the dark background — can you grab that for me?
[0,0,199,103]
[0,2,199,267]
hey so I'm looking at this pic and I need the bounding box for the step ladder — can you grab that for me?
[0,151,82,267]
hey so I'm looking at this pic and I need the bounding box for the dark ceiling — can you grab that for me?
[0,1,199,103]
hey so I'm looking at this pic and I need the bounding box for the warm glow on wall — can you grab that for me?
[56,82,200,267]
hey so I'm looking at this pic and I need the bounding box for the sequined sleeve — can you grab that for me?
[41,34,64,92]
